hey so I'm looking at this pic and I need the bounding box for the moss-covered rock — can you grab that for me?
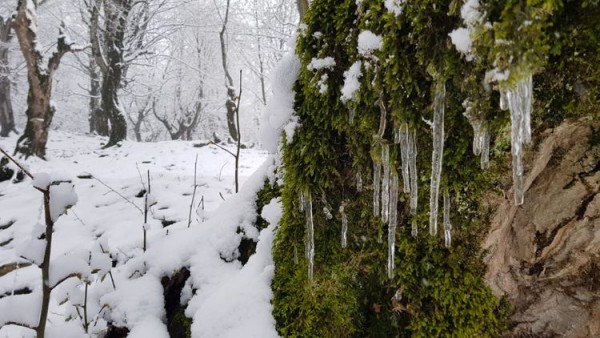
[271,0,599,336]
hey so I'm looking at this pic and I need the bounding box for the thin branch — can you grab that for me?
[88,173,143,214]
[187,155,198,228]
[0,146,33,179]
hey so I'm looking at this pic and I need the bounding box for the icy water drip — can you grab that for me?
[411,219,418,237]
[356,172,363,192]
[464,109,490,170]
[506,74,533,205]
[305,191,315,280]
[408,128,418,215]
[373,162,381,216]
[349,108,356,124]
[500,89,508,111]
[388,173,399,279]
[399,124,411,193]
[381,144,391,222]
[480,127,490,170]
[443,192,452,248]
[340,202,348,248]
[429,82,446,236]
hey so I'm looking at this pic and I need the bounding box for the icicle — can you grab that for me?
[377,98,387,138]
[408,128,418,215]
[506,74,533,205]
[521,74,533,144]
[381,144,391,222]
[349,108,356,124]
[299,191,305,212]
[394,126,401,144]
[305,191,315,280]
[340,202,348,248]
[480,127,490,170]
[294,246,299,264]
[323,206,333,220]
[387,173,399,279]
[411,219,418,238]
[399,123,411,193]
[429,81,445,236]
[499,89,509,111]
[373,162,381,216]
[356,172,363,192]
[443,192,452,248]
[473,126,483,156]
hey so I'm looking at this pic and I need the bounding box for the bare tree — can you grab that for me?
[218,0,239,142]
[0,15,16,137]
[89,0,131,147]
[13,0,79,158]
[126,93,153,141]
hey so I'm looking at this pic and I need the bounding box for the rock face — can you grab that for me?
[484,120,600,337]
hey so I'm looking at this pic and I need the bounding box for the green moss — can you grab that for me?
[168,308,192,338]
[271,0,598,336]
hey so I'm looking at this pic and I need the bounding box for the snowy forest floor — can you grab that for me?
[0,132,281,337]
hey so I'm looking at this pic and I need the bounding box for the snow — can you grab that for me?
[49,253,91,288]
[449,28,473,59]
[307,57,336,71]
[0,131,271,337]
[260,39,301,152]
[461,0,484,26]
[341,61,362,103]
[101,275,168,338]
[384,0,404,16]
[49,182,78,222]
[358,30,383,56]
[0,291,41,329]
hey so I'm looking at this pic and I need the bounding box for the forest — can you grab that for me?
[1,0,599,337]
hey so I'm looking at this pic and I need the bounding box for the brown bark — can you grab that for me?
[13,1,74,159]
[0,16,16,137]
[484,120,600,337]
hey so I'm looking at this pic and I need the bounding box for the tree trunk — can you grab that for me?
[484,121,600,337]
[13,0,73,159]
[219,0,239,142]
[0,17,16,137]
[101,67,127,147]
[16,84,54,158]
[103,0,129,147]
[90,0,130,147]
[88,47,107,135]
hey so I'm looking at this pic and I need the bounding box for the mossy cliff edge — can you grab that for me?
[265,0,599,337]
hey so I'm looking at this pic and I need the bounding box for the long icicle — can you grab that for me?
[408,128,418,215]
[429,81,445,236]
[381,144,391,222]
[443,192,452,248]
[373,162,381,217]
[340,202,348,248]
[305,190,315,280]
[506,74,533,205]
[388,172,399,279]
[400,123,411,193]
[480,127,490,170]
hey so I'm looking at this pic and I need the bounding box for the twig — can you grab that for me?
[89,173,143,214]
[208,141,236,157]
[0,146,33,179]
[188,155,199,228]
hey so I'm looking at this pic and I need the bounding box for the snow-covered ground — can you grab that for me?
[0,131,280,338]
